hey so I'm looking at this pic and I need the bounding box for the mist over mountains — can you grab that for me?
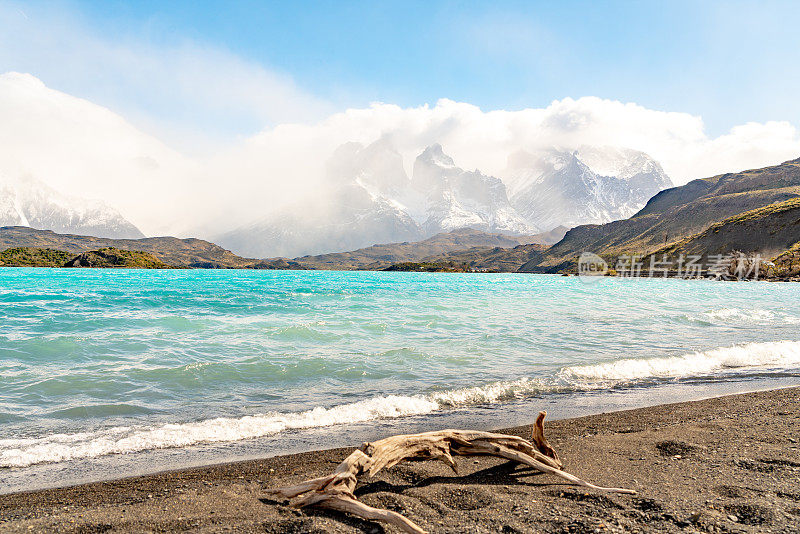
[216,140,672,258]
[4,72,800,258]
[0,124,671,256]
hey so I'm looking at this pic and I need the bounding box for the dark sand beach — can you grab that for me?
[1,387,799,533]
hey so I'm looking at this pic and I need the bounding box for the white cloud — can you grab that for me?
[1,72,799,241]
[232,96,800,191]
[0,2,332,152]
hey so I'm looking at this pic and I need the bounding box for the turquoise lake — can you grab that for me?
[1,268,799,491]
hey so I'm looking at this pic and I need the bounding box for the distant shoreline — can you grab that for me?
[3,262,798,282]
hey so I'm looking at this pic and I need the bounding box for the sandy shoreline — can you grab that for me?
[1,387,799,533]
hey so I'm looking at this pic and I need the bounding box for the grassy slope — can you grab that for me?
[646,197,800,260]
[382,261,471,272]
[0,247,177,269]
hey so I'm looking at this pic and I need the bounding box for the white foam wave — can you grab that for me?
[703,308,774,321]
[561,340,800,382]
[1,376,560,468]
[687,308,800,325]
[0,395,438,468]
[4,340,799,468]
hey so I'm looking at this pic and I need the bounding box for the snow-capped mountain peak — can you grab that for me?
[217,141,672,258]
[217,141,541,257]
[411,145,538,235]
[574,145,669,183]
[0,172,144,239]
[505,146,672,231]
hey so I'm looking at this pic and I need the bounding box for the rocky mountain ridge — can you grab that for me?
[506,147,672,231]
[218,142,671,258]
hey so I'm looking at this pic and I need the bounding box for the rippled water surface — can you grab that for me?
[1,268,799,486]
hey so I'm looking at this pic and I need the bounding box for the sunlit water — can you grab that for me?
[1,268,799,492]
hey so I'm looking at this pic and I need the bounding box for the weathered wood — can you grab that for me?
[265,411,635,533]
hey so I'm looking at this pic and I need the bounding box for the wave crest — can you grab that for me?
[0,395,439,468]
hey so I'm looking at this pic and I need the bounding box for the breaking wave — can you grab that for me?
[703,308,775,321]
[0,395,439,468]
[679,308,800,325]
[3,340,799,468]
[560,340,800,382]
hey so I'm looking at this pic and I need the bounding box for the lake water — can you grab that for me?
[1,268,799,492]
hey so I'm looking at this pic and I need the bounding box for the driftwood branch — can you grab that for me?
[266,411,635,533]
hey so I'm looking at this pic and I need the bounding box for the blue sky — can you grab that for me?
[3,0,800,235]
[2,0,800,141]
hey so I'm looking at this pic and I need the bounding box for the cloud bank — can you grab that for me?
[1,72,799,239]
[249,97,799,186]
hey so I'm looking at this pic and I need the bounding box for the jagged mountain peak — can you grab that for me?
[413,144,496,189]
[408,145,538,236]
[217,142,539,257]
[505,145,672,231]
[506,145,666,182]
[417,144,456,168]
